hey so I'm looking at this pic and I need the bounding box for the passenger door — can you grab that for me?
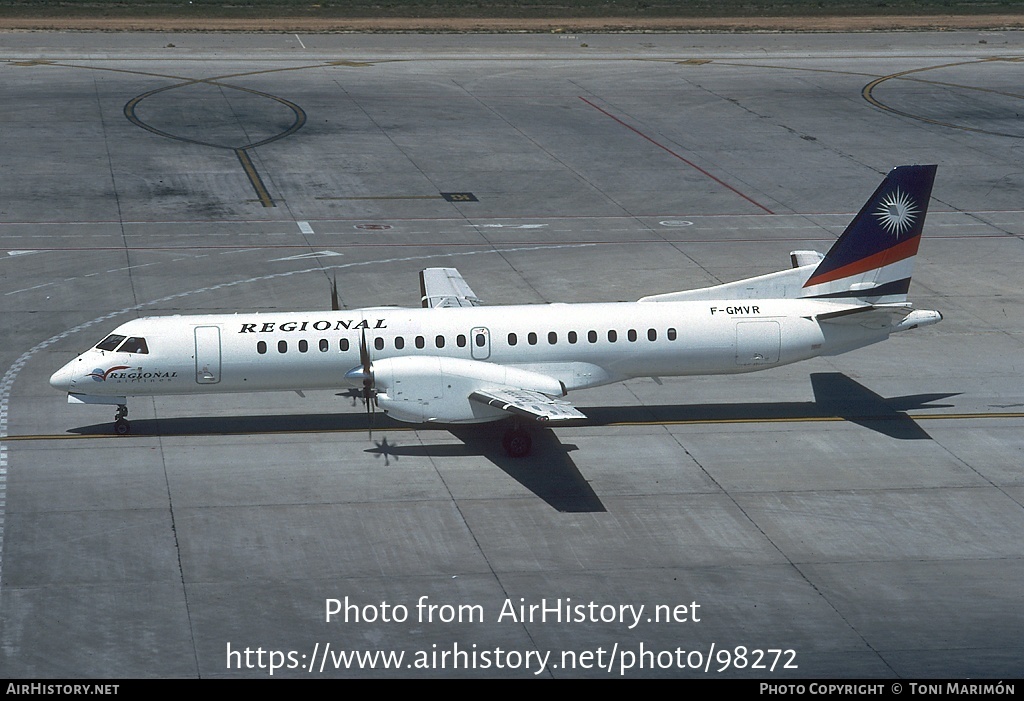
[194,326,222,384]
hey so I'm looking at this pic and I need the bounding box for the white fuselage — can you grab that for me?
[48,165,945,436]
[50,297,892,423]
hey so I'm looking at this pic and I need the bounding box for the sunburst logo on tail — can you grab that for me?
[874,188,919,238]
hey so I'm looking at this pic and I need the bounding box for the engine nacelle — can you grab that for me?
[371,355,565,424]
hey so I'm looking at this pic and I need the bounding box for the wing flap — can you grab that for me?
[469,388,586,422]
[420,267,483,308]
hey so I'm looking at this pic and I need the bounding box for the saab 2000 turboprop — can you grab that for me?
[50,165,942,456]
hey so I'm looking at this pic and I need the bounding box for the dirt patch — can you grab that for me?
[2,15,1023,33]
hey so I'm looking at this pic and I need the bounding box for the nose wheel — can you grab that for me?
[114,405,130,435]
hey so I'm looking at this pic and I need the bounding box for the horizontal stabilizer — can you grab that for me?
[815,304,909,323]
[791,250,825,268]
[814,304,940,331]
[469,388,586,422]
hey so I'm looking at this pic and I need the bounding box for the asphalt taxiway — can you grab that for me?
[1,30,1023,678]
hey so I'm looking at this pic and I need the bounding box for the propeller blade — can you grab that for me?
[330,274,341,311]
[366,388,373,440]
[359,328,374,439]
[359,327,371,377]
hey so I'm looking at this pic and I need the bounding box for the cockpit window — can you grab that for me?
[117,337,149,354]
[95,334,126,351]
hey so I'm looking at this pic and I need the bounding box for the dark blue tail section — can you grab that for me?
[802,165,937,301]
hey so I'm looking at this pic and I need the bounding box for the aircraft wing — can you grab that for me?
[469,388,587,422]
[420,267,483,308]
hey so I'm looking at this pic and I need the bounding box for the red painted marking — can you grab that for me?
[579,96,774,215]
[804,235,921,287]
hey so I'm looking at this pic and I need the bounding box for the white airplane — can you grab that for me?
[50,165,942,456]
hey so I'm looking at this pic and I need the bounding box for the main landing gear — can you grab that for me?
[501,420,532,458]
[114,404,130,435]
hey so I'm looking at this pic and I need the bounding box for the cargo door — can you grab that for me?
[735,321,780,366]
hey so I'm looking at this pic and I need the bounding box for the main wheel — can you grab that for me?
[114,418,131,435]
[503,429,532,458]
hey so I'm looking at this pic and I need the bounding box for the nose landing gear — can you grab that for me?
[114,404,130,435]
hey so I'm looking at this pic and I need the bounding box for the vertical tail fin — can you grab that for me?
[801,165,937,303]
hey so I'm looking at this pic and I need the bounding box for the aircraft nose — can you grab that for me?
[49,362,75,392]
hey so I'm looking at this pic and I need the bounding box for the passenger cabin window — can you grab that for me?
[319,339,329,352]
[648,329,657,341]
[528,332,537,345]
[435,335,445,348]
[608,330,617,343]
[395,337,405,350]
[508,333,518,346]
[340,338,350,352]
[628,329,637,342]
[278,340,288,353]
[299,340,308,353]
[118,337,149,354]
[475,333,485,347]
[95,335,126,352]
[588,330,597,344]
[668,328,677,341]
[257,341,267,354]
[374,337,384,351]
[457,334,467,348]
[548,332,557,345]
[415,336,425,349]
[568,331,578,344]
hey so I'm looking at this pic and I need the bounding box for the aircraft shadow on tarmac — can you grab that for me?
[807,372,958,440]
[577,373,958,441]
[69,406,604,513]
[68,373,957,510]
[364,424,601,513]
